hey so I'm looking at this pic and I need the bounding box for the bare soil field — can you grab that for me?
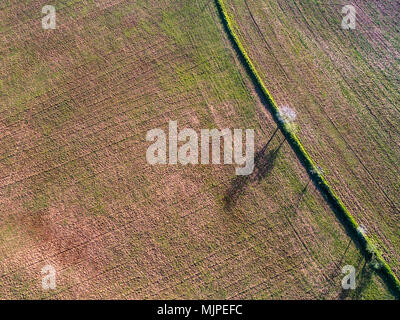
[0,0,396,299]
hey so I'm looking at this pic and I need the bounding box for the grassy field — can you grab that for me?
[224,0,399,279]
[0,0,396,299]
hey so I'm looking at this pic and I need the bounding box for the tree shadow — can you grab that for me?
[290,181,311,215]
[337,239,353,270]
[223,135,284,211]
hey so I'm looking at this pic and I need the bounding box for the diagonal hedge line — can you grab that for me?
[215,0,400,298]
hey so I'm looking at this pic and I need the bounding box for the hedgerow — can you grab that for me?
[215,0,400,298]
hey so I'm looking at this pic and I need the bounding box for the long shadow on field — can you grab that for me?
[223,135,284,211]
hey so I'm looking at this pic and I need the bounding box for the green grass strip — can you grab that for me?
[215,0,400,298]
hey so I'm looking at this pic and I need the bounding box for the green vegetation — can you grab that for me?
[215,0,400,298]
[0,0,395,299]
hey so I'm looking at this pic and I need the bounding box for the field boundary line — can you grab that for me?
[214,0,400,298]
